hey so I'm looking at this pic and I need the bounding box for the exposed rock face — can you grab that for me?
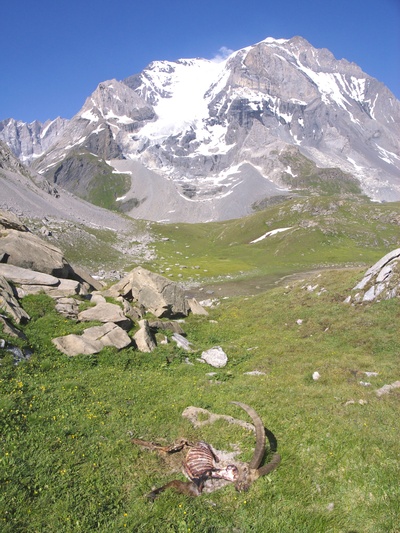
[346,248,400,303]
[0,118,68,165]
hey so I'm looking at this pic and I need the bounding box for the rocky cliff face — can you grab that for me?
[0,117,68,164]
[1,36,400,222]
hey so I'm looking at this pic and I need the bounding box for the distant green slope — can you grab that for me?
[149,195,400,282]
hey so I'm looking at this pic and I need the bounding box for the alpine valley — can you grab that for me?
[1,36,400,223]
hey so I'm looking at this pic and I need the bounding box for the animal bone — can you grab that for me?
[131,402,280,499]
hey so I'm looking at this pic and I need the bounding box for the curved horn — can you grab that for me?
[231,402,266,469]
[257,452,281,477]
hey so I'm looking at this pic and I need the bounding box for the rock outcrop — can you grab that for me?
[345,248,400,303]
[0,209,99,289]
[0,210,220,360]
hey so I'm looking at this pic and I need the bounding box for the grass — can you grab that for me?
[1,268,399,532]
[148,195,400,284]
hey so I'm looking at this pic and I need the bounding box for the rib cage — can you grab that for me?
[183,441,216,480]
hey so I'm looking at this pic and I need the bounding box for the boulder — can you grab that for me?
[16,279,83,298]
[78,302,132,330]
[69,264,104,291]
[0,264,59,286]
[0,229,73,278]
[133,319,157,352]
[187,298,209,316]
[106,266,189,318]
[347,248,400,303]
[148,320,186,335]
[52,322,131,356]
[102,276,132,299]
[54,298,80,319]
[0,211,102,290]
[200,346,228,368]
[0,315,27,339]
[116,296,144,321]
[129,267,189,318]
[86,293,107,305]
[0,275,30,324]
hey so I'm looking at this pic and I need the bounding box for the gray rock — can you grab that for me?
[348,248,400,303]
[133,319,157,352]
[200,346,228,368]
[17,278,82,298]
[87,293,107,305]
[0,275,30,324]
[69,265,104,291]
[116,296,144,320]
[54,298,80,319]
[131,266,189,318]
[52,322,131,356]
[109,266,189,318]
[0,209,29,232]
[0,315,27,339]
[187,297,209,315]
[375,380,400,397]
[171,333,193,351]
[148,320,185,335]
[0,228,73,278]
[78,302,131,330]
[0,264,59,286]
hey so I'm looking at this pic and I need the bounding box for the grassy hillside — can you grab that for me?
[1,194,399,531]
[148,195,400,285]
[1,269,399,532]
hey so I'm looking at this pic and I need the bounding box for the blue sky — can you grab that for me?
[1,0,399,123]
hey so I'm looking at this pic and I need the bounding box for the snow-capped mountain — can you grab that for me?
[1,36,400,222]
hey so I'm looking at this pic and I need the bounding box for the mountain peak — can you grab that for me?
[1,36,399,223]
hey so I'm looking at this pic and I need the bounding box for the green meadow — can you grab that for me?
[1,194,399,532]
